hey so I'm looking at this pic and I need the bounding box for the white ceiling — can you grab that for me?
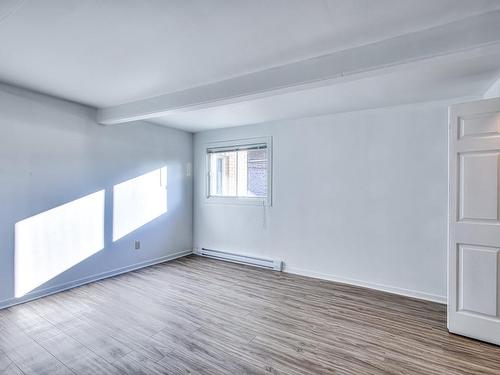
[1,0,500,109]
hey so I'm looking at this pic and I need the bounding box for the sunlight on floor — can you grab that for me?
[15,190,105,297]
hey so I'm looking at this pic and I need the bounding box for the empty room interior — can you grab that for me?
[2,1,500,374]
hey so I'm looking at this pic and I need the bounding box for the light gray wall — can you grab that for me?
[484,77,500,98]
[0,84,193,307]
[194,101,449,302]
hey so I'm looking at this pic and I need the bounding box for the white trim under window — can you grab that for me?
[204,136,272,206]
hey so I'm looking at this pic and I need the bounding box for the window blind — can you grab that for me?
[207,143,267,154]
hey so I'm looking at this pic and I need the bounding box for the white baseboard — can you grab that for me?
[285,265,447,304]
[0,249,193,310]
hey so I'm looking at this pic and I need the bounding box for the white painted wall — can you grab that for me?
[0,84,193,307]
[0,81,460,305]
[194,101,452,302]
[484,77,500,98]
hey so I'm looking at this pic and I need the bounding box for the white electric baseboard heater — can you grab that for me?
[196,248,283,271]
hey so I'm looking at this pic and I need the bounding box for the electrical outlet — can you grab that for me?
[134,240,141,250]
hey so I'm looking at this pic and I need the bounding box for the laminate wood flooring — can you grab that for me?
[1,255,499,374]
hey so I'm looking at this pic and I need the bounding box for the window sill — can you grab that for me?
[205,196,270,206]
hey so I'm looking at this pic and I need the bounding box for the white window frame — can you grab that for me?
[204,136,272,206]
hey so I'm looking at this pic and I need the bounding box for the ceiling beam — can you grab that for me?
[97,10,500,125]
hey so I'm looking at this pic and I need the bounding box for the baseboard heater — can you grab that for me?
[197,248,283,271]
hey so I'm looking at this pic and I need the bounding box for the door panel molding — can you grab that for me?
[449,97,500,346]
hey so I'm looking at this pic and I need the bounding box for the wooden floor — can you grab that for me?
[1,255,499,375]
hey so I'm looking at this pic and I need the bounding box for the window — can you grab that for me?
[206,137,271,205]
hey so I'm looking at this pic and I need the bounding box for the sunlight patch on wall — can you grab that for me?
[113,167,167,241]
[15,190,105,298]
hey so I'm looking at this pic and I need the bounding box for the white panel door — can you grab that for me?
[449,97,500,345]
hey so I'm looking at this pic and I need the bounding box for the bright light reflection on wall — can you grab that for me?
[113,167,167,241]
[15,190,105,298]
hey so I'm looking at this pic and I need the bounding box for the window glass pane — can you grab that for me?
[209,151,237,196]
[208,145,268,198]
[216,158,223,195]
[246,149,267,197]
